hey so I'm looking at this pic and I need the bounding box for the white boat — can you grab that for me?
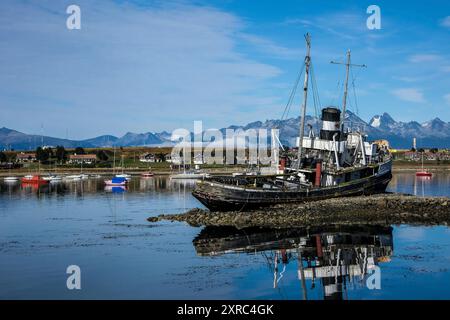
[80,174,89,180]
[115,173,132,181]
[113,153,132,180]
[64,174,82,181]
[171,147,208,179]
[170,171,209,179]
[3,176,19,182]
[43,175,62,182]
[90,174,102,179]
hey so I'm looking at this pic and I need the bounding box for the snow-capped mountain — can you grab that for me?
[2,112,450,150]
[369,113,397,130]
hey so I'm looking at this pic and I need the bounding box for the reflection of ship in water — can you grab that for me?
[194,225,393,300]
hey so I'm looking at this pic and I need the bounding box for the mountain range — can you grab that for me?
[1,111,450,150]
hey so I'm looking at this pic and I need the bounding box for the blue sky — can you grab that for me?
[1,0,449,139]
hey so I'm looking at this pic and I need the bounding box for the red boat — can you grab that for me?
[416,171,432,177]
[416,153,432,177]
[21,175,49,184]
[141,172,154,178]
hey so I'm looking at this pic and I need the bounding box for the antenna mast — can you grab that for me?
[297,33,311,169]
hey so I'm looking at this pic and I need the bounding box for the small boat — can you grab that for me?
[416,153,432,177]
[416,171,432,177]
[21,175,48,184]
[171,171,209,179]
[80,174,89,180]
[43,175,62,182]
[115,173,132,180]
[3,176,19,182]
[90,174,102,179]
[64,174,82,181]
[141,172,154,178]
[104,176,128,186]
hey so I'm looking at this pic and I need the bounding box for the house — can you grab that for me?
[166,153,183,164]
[17,153,37,163]
[140,153,157,163]
[68,154,97,164]
[139,153,170,163]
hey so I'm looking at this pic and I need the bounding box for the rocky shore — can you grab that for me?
[148,193,450,228]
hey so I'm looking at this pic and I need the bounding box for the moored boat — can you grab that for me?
[171,171,208,179]
[416,153,432,177]
[21,175,48,184]
[115,173,132,180]
[3,176,19,182]
[64,174,82,181]
[416,171,432,177]
[43,175,62,182]
[141,172,154,178]
[104,176,128,186]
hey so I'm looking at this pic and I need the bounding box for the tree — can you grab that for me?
[96,150,109,161]
[36,147,50,162]
[156,153,166,162]
[0,151,7,163]
[55,146,67,163]
[74,147,85,155]
[430,148,438,153]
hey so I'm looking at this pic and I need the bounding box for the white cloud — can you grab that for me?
[237,34,301,59]
[408,54,442,63]
[0,0,287,138]
[283,12,367,40]
[440,16,450,27]
[391,88,426,103]
[392,76,420,83]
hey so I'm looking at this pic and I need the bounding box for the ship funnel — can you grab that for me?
[320,107,341,140]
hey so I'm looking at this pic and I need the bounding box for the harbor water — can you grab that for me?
[0,172,450,299]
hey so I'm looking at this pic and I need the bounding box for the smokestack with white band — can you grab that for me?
[320,107,341,141]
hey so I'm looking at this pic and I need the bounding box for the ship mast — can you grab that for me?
[342,50,350,132]
[331,50,366,133]
[297,33,311,169]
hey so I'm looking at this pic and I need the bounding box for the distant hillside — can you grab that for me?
[2,111,450,150]
[0,127,96,150]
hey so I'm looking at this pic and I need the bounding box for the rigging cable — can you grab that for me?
[310,62,321,119]
[280,63,305,122]
[351,66,360,117]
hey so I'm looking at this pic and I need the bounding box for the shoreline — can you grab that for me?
[2,163,450,177]
[148,193,450,228]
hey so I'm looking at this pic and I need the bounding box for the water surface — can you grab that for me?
[0,173,449,299]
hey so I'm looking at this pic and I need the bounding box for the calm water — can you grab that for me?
[0,173,449,300]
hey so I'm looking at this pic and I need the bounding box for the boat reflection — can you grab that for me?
[0,176,198,197]
[104,186,128,193]
[193,225,393,300]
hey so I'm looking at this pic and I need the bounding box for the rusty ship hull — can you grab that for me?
[192,160,392,211]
